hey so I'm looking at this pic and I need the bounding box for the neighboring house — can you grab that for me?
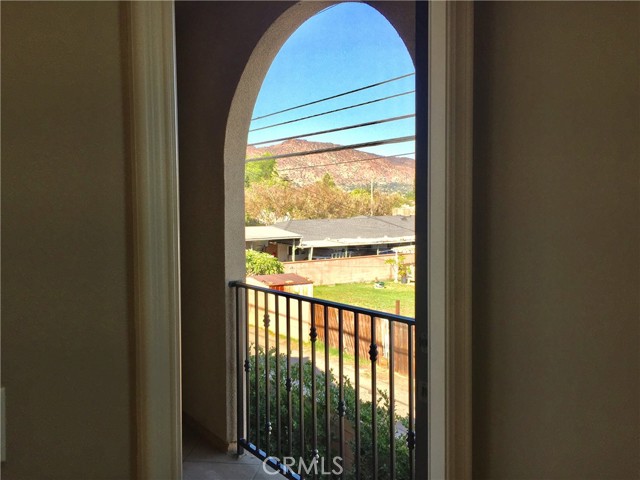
[244,217,417,285]
[245,225,302,262]
[274,215,415,260]
[392,204,415,216]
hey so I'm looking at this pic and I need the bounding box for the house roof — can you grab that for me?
[249,273,313,286]
[245,226,302,242]
[392,245,416,254]
[274,215,415,248]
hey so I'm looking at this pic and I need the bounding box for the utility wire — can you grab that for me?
[277,151,416,172]
[251,73,415,122]
[373,216,417,234]
[314,3,341,17]
[245,136,415,163]
[248,90,415,133]
[249,114,415,147]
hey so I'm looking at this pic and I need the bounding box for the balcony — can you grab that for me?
[183,425,277,480]
[230,281,416,480]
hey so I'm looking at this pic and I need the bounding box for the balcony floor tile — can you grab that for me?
[183,425,280,479]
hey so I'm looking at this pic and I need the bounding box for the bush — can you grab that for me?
[245,156,279,187]
[385,254,410,281]
[246,250,284,275]
[246,346,411,479]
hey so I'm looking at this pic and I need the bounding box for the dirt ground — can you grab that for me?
[249,327,413,418]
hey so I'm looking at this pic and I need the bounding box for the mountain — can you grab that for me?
[246,139,415,192]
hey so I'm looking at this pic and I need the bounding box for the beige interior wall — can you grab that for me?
[1,2,133,479]
[473,2,640,478]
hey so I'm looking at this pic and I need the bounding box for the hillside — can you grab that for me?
[246,139,415,192]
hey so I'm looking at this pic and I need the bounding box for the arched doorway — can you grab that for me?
[134,2,472,478]
[228,4,417,478]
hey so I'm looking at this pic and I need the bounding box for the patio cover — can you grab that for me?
[245,226,302,242]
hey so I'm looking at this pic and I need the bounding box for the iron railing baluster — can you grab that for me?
[324,305,331,466]
[338,308,345,475]
[370,316,378,480]
[408,324,415,480]
[264,292,271,451]
[286,296,293,457]
[244,286,251,448]
[355,312,361,480]
[236,285,244,454]
[275,293,281,458]
[298,298,304,460]
[254,289,260,450]
[389,319,396,479]
[310,303,318,469]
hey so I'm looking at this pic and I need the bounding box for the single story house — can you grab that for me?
[274,215,415,260]
[245,225,302,262]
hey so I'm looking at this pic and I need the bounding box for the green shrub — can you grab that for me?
[246,250,284,275]
[246,347,411,479]
[245,155,278,187]
[385,254,409,280]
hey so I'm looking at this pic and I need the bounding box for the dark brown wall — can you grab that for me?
[176,0,296,442]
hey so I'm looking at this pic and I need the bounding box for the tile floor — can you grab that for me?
[183,426,280,480]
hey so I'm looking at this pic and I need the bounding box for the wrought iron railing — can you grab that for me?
[231,281,416,479]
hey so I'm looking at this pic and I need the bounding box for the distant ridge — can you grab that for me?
[246,139,414,192]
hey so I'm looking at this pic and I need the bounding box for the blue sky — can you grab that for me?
[248,3,415,159]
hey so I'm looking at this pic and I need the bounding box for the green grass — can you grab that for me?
[314,281,415,317]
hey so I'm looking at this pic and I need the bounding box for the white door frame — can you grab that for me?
[420,2,474,479]
[129,2,473,479]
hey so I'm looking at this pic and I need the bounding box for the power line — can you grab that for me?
[248,90,415,133]
[245,136,415,163]
[314,4,341,17]
[251,73,415,122]
[277,151,416,172]
[373,217,416,234]
[249,114,415,147]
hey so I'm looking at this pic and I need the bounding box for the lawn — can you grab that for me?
[314,281,415,317]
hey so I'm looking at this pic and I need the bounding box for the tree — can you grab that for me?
[245,249,284,275]
[245,154,278,187]
[320,172,337,188]
[386,254,410,282]
[244,173,409,225]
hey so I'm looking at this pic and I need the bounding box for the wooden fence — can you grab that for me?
[245,289,414,376]
[314,304,413,376]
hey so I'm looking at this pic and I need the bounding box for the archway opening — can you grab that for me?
[229,4,418,478]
